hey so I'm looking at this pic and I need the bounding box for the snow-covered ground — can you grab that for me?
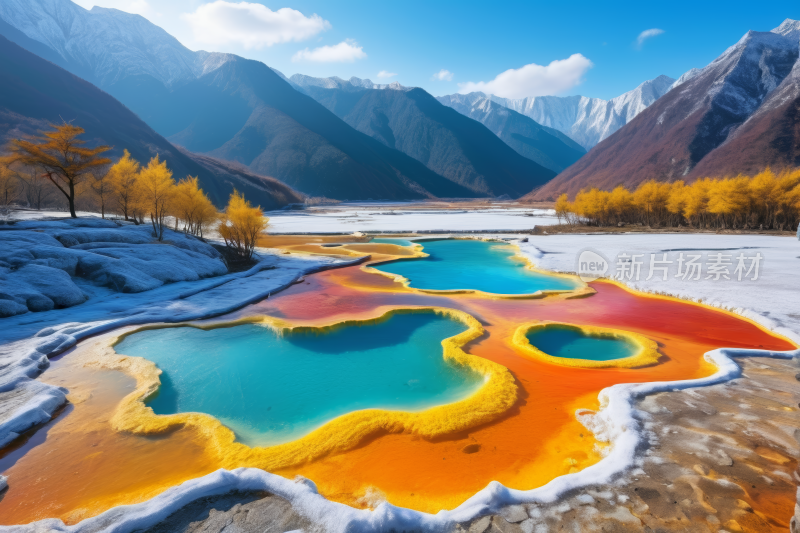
[265,207,559,233]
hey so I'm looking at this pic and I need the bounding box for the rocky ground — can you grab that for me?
[142,355,799,533]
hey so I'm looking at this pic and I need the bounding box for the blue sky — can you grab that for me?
[76,0,799,99]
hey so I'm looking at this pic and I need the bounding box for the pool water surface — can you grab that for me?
[372,239,580,294]
[115,312,481,447]
[526,325,639,361]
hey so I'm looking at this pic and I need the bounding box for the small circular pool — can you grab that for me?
[526,324,639,362]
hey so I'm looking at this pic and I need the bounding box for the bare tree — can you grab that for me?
[18,166,54,210]
[89,167,113,218]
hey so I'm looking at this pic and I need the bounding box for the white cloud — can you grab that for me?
[432,69,454,81]
[182,1,330,49]
[636,28,665,49]
[377,70,397,79]
[457,54,593,99]
[292,40,366,63]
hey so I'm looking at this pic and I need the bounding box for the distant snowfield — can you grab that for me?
[264,206,559,233]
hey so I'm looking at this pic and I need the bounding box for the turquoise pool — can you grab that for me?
[527,326,638,361]
[114,313,481,447]
[372,239,579,294]
[370,237,415,247]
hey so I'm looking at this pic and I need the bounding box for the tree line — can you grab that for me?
[554,168,800,231]
[1,123,267,260]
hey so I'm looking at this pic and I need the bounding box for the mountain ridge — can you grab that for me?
[433,93,585,173]
[0,0,477,200]
[438,75,675,150]
[526,19,800,201]
[291,75,559,196]
[0,34,303,210]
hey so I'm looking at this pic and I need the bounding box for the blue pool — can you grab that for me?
[114,313,481,447]
[372,239,579,294]
[527,326,638,361]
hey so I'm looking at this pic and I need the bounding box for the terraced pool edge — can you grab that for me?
[84,307,519,471]
[47,343,800,533]
[361,238,591,300]
[512,321,662,369]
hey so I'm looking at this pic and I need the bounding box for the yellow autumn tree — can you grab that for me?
[682,178,712,227]
[632,180,671,226]
[607,186,634,225]
[666,181,688,224]
[218,190,268,261]
[775,168,800,230]
[172,176,218,237]
[137,155,176,241]
[707,175,751,228]
[554,168,800,231]
[108,150,143,222]
[6,123,110,218]
[554,193,573,225]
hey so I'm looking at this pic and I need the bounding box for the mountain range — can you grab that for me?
[291,75,559,195]
[438,76,675,151]
[0,0,475,201]
[529,19,800,200]
[430,92,586,173]
[0,34,302,210]
[2,0,796,205]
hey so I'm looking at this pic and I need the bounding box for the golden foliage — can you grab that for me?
[108,149,142,222]
[137,155,176,241]
[554,193,573,225]
[218,189,268,261]
[559,168,800,230]
[172,176,217,238]
[6,123,111,218]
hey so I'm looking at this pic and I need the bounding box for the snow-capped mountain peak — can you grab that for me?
[0,0,230,87]
[439,75,674,150]
[670,68,701,90]
[772,18,800,42]
[290,74,409,92]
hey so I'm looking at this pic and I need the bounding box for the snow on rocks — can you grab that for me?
[0,220,227,317]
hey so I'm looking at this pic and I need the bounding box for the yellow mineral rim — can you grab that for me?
[87,306,519,472]
[512,320,661,369]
